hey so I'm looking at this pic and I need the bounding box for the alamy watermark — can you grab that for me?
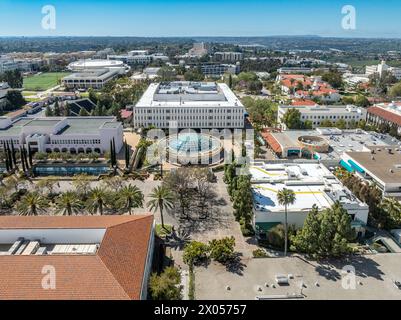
[41,265,56,290]
[341,265,356,290]
[341,5,356,30]
[41,5,56,31]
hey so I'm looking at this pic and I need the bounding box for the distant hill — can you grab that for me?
[1,36,401,54]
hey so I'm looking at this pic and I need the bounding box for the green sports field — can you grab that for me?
[23,72,71,91]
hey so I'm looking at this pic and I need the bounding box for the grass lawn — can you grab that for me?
[23,72,70,91]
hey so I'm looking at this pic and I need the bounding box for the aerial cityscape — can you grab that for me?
[2,0,401,309]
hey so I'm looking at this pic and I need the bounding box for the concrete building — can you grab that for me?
[261,127,393,165]
[128,50,149,56]
[133,81,245,129]
[367,102,401,134]
[277,67,313,74]
[278,105,367,129]
[0,116,123,154]
[67,59,129,74]
[214,52,244,62]
[188,43,208,57]
[0,82,10,110]
[0,56,18,74]
[62,69,120,90]
[93,48,115,59]
[366,60,401,80]
[342,146,401,197]
[250,161,369,238]
[0,215,154,300]
[343,73,370,87]
[131,67,161,82]
[200,63,239,77]
[108,52,167,66]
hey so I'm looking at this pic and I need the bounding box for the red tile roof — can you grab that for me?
[120,109,133,119]
[261,130,282,153]
[368,106,401,127]
[0,215,154,300]
[291,99,317,106]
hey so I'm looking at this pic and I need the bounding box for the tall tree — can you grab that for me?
[149,266,182,300]
[53,99,61,116]
[16,192,48,216]
[277,188,296,256]
[86,187,109,215]
[282,108,302,129]
[117,184,144,215]
[55,191,83,216]
[291,205,321,256]
[148,185,174,229]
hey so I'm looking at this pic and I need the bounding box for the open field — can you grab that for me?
[23,72,70,91]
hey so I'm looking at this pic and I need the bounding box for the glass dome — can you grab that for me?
[169,133,221,153]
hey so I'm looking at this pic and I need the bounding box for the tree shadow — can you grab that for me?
[224,252,247,276]
[311,255,385,282]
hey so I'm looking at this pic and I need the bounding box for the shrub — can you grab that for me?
[266,224,296,250]
[183,241,209,267]
[240,222,255,237]
[149,266,182,300]
[252,248,269,258]
[208,237,236,263]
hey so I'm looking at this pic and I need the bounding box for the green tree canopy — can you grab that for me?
[291,202,355,258]
[283,108,302,129]
[208,236,236,263]
[390,82,401,98]
[149,266,182,300]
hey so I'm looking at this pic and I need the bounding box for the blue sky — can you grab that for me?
[0,0,400,38]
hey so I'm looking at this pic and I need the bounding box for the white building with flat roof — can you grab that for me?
[68,59,128,74]
[278,104,367,129]
[250,161,369,238]
[133,82,245,129]
[62,69,119,90]
[214,52,244,62]
[0,116,123,154]
[366,60,401,80]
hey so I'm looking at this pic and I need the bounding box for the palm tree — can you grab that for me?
[55,191,83,216]
[86,187,109,215]
[16,192,49,216]
[277,188,296,256]
[117,185,144,215]
[147,186,174,229]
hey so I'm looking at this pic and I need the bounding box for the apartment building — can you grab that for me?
[214,52,244,62]
[200,63,239,77]
[133,81,245,129]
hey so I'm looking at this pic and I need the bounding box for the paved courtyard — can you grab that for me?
[195,253,401,300]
